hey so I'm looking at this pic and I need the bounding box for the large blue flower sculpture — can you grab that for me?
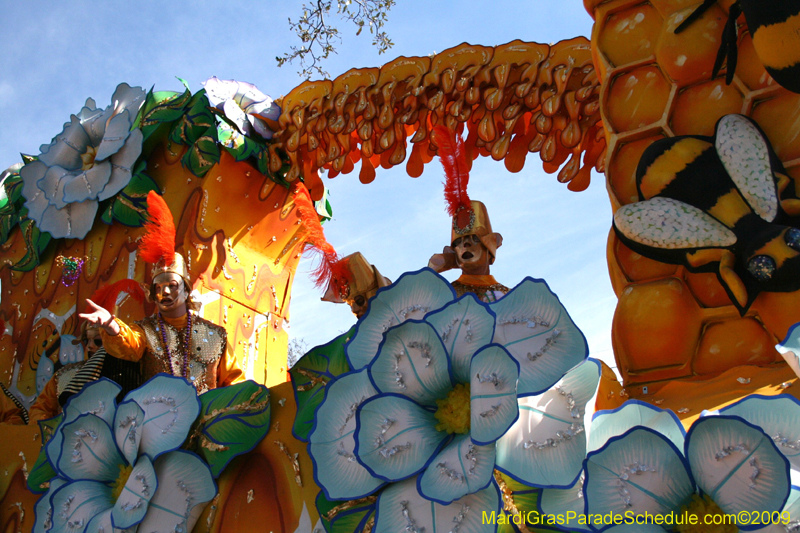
[21,83,145,239]
[296,268,589,532]
[33,375,216,533]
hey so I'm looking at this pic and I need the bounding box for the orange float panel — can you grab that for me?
[751,91,800,163]
[607,135,662,205]
[613,277,701,383]
[654,3,724,87]
[596,3,662,68]
[750,290,800,343]
[670,79,744,137]
[683,271,733,308]
[612,233,678,282]
[604,66,671,133]
[693,318,782,376]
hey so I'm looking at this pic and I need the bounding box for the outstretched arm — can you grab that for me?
[79,299,146,362]
[79,299,121,336]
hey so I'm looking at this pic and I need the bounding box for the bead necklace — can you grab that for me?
[157,312,193,379]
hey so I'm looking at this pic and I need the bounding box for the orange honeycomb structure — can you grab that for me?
[585,0,800,402]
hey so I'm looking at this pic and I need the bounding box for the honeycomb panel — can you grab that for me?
[605,66,672,132]
[684,271,733,308]
[750,290,800,342]
[608,135,663,204]
[655,3,725,86]
[598,3,663,68]
[671,80,744,137]
[736,32,775,91]
[613,278,701,382]
[694,318,781,376]
[751,92,800,163]
[614,236,678,282]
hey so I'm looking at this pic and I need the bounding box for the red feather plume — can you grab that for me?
[431,125,471,218]
[84,280,146,315]
[139,191,176,266]
[292,181,344,289]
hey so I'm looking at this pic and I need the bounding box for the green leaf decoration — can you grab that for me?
[101,162,159,227]
[181,126,221,178]
[20,154,37,165]
[316,490,376,533]
[188,380,271,478]
[12,218,52,272]
[170,90,216,147]
[27,414,62,493]
[290,327,354,442]
[138,88,192,143]
[255,145,291,188]
[221,131,264,163]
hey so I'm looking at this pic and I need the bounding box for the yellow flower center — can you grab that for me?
[110,463,133,502]
[674,494,738,533]
[80,145,98,170]
[434,383,471,434]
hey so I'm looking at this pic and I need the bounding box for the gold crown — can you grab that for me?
[151,252,191,286]
[451,200,499,263]
[322,252,390,304]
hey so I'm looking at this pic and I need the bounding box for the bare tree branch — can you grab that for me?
[277,0,395,79]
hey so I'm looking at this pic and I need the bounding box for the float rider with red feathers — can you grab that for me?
[80,191,243,394]
[427,126,508,303]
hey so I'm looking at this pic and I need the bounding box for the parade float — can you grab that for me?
[2,0,800,531]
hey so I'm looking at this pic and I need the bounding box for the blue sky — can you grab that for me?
[0,1,618,372]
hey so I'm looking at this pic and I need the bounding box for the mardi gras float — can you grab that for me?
[2,0,800,532]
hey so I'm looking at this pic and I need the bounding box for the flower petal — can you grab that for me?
[584,427,694,517]
[49,480,114,533]
[99,128,142,201]
[589,400,686,454]
[109,83,145,117]
[114,400,145,466]
[495,359,599,488]
[33,477,66,533]
[469,344,519,445]
[123,374,201,460]
[47,379,122,469]
[425,294,496,383]
[718,395,800,474]
[685,415,789,519]
[418,434,495,504]
[369,320,453,406]
[37,165,71,208]
[39,200,98,239]
[38,115,89,170]
[135,450,216,533]
[57,413,125,483]
[539,480,592,532]
[95,109,132,161]
[374,476,500,533]
[347,268,456,370]
[61,162,113,205]
[308,369,384,500]
[355,393,447,482]
[490,278,588,396]
[111,454,157,529]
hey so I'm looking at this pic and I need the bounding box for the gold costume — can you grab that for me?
[451,274,509,303]
[103,313,243,394]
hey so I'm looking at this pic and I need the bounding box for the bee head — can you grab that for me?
[744,227,800,290]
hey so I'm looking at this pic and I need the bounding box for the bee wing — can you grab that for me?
[614,197,737,249]
[715,114,779,222]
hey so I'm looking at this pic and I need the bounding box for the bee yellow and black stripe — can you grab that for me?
[741,0,800,93]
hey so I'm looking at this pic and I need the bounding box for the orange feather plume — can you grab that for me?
[84,280,146,315]
[139,191,176,266]
[431,125,471,218]
[292,181,345,289]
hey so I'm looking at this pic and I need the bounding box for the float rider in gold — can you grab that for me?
[79,192,243,394]
[428,200,508,303]
[322,252,391,318]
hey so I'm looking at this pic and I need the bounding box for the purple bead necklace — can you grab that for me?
[157,312,193,378]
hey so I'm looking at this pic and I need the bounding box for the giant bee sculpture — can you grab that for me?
[614,114,800,314]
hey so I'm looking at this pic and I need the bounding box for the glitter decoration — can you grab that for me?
[55,255,87,287]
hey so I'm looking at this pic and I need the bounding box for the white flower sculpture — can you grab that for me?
[304,268,589,532]
[21,83,145,239]
[202,77,280,144]
[537,399,797,533]
[33,375,216,533]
